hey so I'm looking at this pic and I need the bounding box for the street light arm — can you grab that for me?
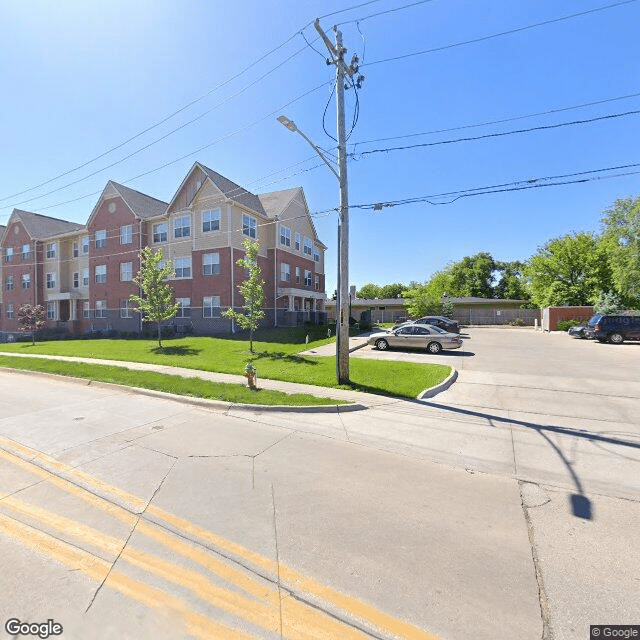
[295,129,340,181]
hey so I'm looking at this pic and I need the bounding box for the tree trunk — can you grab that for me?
[249,330,253,354]
[157,322,162,348]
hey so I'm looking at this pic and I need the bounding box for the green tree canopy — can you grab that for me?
[17,304,46,345]
[447,252,496,298]
[525,232,612,307]
[129,247,179,348]
[224,239,265,353]
[600,196,640,305]
[494,260,529,300]
[356,283,382,299]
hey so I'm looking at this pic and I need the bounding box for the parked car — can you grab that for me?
[584,313,640,343]
[368,323,463,354]
[395,316,460,333]
[568,325,587,338]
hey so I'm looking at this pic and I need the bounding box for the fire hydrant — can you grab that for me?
[244,362,257,390]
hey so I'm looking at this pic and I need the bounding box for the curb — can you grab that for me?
[0,367,367,413]
[349,341,369,353]
[416,368,458,400]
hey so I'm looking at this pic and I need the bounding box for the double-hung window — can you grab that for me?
[7,304,14,319]
[153,223,168,243]
[120,225,133,245]
[295,267,301,284]
[303,237,313,256]
[95,231,107,249]
[203,253,220,276]
[120,299,133,318]
[95,300,106,318]
[72,242,79,258]
[304,270,312,286]
[83,302,90,318]
[46,243,57,259]
[315,275,320,290]
[22,274,30,290]
[120,262,133,282]
[295,233,301,251]
[242,214,257,238]
[176,298,191,318]
[46,273,56,289]
[47,302,56,320]
[313,246,320,262]
[5,247,13,263]
[5,276,14,290]
[82,236,89,254]
[203,296,220,318]
[95,265,107,284]
[22,244,31,260]
[202,209,220,233]
[73,273,79,288]
[174,215,191,239]
[280,226,291,247]
[281,263,290,281]
[82,269,89,286]
[174,257,191,279]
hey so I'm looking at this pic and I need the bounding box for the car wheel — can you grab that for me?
[427,341,442,354]
[375,338,389,351]
[609,332,624,344]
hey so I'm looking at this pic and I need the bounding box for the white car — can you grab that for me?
[368,323,463,354]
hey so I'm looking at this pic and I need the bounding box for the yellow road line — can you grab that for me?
[0,436,440,639]
[0,512,256,640]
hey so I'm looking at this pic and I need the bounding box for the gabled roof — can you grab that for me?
[197,163,266,217]
[9,209,84,240]
[87,181,168,226]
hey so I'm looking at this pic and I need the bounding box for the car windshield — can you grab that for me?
[587,314,602,327]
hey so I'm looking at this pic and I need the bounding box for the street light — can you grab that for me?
[277,114,348,384]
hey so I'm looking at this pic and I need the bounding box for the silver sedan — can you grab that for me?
[368,323,463,354]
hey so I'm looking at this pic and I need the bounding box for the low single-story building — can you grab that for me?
[541,306,595,331]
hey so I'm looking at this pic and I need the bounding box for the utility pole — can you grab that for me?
[314,19,363,385]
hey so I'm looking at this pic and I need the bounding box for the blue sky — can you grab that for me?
[1,0,639,290]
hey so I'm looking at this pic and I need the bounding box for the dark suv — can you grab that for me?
[585,313,640,344]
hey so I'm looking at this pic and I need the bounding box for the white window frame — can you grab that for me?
[153,223,168,243]
[280,225,291,247]
[46,272,56,289]
[22,244,31,260]
[95,300,107,318]
[174,215,191,239]
[5,247,13,263]
[120,225,133,245]
[281,263,290,281]
[73,272,79,288]
[242,214,257,238]
[7,303,14,319]
[304,237,313,256]
[203,253,220,276]
[313,245,320,262]
[82,236,89,253]
[202,296,221,318]
[47,302,56,320]
[304,269,312,287]
[82,301,90,319]
[95,265,107,284]
[120,299,133,318]
[315,275,320,290]
[173,256,192,279]
[120,262,133,282]
[82,269,89,286]
[295,233,301,251]
[95,230,107,249]
[176,298,191,318]
[295,267,301,284]
[72,241,79,258]
[46,243,57,259]
[5,275,14,291]
[22,273,30,290]
[202,209,221,233]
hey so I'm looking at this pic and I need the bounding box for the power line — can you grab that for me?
[363,0,639,67]
[351,109,640,156]
[337,0,438,25]
[351,90,640,146]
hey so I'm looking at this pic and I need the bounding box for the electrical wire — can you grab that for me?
[337,0,438,25]
[363,0,639,67]
[350,91,640,147]
[351,109,640,157]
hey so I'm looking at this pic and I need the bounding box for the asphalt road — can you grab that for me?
[0,327,638,640]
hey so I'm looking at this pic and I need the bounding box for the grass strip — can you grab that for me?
[0,356,349,407]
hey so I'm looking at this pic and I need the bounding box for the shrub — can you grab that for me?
[557,319,582,332]
[507,318,525,326]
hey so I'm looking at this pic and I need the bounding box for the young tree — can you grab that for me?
[129,247,179,348]
[17,304,46,345]
[403,271,453,317]
[594,291,623,314]
[224,239,265,353]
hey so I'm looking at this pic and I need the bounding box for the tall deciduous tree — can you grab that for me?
[17,304,46,345]
[129,247,179,348]
[403,271,453,317]
[525,232,612,307]
[224,239,265,353]
[494,260,529,300]
[448,252,496,298]
[356,283,382,299]
[600,196,640,306]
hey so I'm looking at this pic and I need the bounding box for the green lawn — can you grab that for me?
[0,356,347,406]
[0,329,451,398]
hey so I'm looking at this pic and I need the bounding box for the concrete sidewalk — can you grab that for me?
[297,333,372,356]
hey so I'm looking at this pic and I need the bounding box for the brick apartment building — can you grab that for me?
[0,162,327,338]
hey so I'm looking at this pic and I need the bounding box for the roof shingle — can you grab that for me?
[198,164,266,217]
[12,209,84,239]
